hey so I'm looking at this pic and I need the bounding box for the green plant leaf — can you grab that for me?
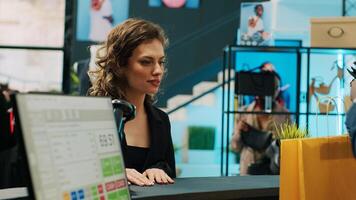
[274,122,309,140]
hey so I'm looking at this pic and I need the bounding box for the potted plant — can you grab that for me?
[265,123,309,174]
[275,122,309,140]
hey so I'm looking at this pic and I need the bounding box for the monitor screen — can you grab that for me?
[13,94,130,200]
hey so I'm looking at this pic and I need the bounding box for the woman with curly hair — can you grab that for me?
[89,18,175,186]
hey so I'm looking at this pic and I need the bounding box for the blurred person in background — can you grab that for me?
[231,72,290,175]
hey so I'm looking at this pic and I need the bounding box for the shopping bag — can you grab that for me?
[280,136,356,200]
[279,139,300,200]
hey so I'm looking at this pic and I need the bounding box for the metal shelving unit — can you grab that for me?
[343,0,356,16]
[221,45,356,176]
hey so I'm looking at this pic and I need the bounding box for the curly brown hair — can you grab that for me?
[88,18,168,103]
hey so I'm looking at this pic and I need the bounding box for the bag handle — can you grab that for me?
[315,96,342,137]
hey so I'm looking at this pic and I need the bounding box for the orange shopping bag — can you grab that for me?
[280,136,356,200]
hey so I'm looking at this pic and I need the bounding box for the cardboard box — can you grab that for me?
[311,17,356,48]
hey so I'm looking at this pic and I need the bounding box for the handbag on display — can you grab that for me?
[240,122,274,175]
[240,123,272,151]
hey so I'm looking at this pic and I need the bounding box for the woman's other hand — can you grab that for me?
[143,168,174,184]
[126,168,154,186]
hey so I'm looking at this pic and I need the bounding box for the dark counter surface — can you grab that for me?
[130,175,279,200]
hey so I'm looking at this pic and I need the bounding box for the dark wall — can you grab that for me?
[70,0,254,106]
[130,0,239,77]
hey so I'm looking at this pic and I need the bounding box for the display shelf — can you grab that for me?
[220,45,355,176]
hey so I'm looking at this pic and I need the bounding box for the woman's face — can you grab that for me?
[123,39,165,96]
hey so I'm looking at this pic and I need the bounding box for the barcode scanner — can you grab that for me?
[112,99,136,141]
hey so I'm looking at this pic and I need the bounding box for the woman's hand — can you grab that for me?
[236,120,249,132]
[231,120,249,152]
[143,168,174,184]
[126,168,154,186]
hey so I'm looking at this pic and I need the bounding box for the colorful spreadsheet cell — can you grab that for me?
[117,189,130,200]
[91,185,98,196]
[101,158,113,177]
[77,189,84,199]
[112,156,123,175]
[63,192,70,200]
[108,191,118,200]
[98,184,104,194]
[70,191,77,200]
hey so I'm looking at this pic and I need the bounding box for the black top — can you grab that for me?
[120,102,176,178]
[125,145,149,172]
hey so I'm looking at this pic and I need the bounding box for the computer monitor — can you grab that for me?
[12,94,130,200]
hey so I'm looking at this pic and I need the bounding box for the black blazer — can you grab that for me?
[345,103,356,158]
[121,103,176,178]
